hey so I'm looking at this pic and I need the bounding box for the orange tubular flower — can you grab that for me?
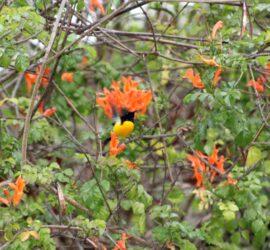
[8,176,26,206]
[216,155,225,173]
[187,152,207,187]
[207,146,225,181]
[126,160,137,170]
[90,0,105,15]
[110,132,126,157]
[0,188,11,207]
[213,67,222,86]
[248,75,266,93]
[38,98,45,114]
[187,146,236,188]
[212,20,223,40]
[226,174,238,185]
[267,62,270,71]
[96,76,152,119]
[81,56,88,65]
[198,55,220,67]
[210,155,225,181]
[61,72,74,83]
[24,72,38,95]
[113,233,129,250]
[43,107,57,117]
[35,66,50,87]
[183,68,205,89]
[24,67,50,95]
[208,145,219,166]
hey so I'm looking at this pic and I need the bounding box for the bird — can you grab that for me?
[102,110,135,149]
[113,110,135,138]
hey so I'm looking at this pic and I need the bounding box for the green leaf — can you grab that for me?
[67,33,77,43]
[134,213,146,234]
[150,205,176,220]
[49,162,60,169]
[246,146,262,167]
[254,229,267,248]
[263,160,270,174]
[206,128,219,141]
[15,54,29,72]
[198,93,210,102]
[0,54,11,68]
[132,202,145,215]
[167,189,184,204]
[152,226,168,243]
[63,168,73,176]
[21,164,38,184]
[180,239,197,250]
[241,230,250,242]
[204,143,213,155]
[85,46,97,59]
[121,199,132,210]
[251,219,264,234]
[244,208,257,222]
[265,30,270,43]
[222,210,236,221]
[235,130,253,147]
[183,93,193,104]
[101,180,110,192]
[89,219,106,236]
[231,232,241,245]
[227,201,239,212]
[14,0,29,6]
[224,95,231,107]
[77,0,85,12]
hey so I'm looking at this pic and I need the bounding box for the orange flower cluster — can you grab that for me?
[24,67,50,95]
[125,160,138,170]
[247,70,269,93]
[183,69,205,89]
[96,76,152,119]
[89,0,105,15]
[61,72,74,83]
[187,146,236,188]
[183,66,222,88]
[0,176,26,207]
[113,233,129,250]
[198,55,222,87]
[38,100,57,117]
[110,131,126,157]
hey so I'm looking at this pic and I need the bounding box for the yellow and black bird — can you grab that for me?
[112,110,135,138]
[103,110,135,147]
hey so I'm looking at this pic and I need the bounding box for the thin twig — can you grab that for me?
[47,186,93,216]
[143,56,174,184]
[21,0,68,165]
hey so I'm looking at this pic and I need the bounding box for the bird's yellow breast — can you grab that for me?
[113,121,134,138]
